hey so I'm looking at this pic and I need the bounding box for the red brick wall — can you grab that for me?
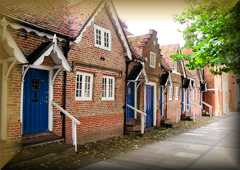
[65,7,126,144]
[165,73,182,123]
[228,74,239,112]
[7,66,22,141]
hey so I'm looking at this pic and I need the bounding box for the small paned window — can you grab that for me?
[149,52,156,68]
[94,25,111,51]
[175,86,179,100]
[76,72,93,101]
[102,76,115,101]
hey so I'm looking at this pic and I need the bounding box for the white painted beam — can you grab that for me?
[0,62,8,140]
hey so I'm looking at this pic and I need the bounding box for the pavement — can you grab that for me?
[0,140,20,169]
[79,112,240,170]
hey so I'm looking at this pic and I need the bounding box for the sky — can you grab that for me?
[113,0,187,46]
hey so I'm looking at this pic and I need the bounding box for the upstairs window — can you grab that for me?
[175,86,179,100]
[94,25,111,51]
[102,76,115,101]
[167,74,173,101]
[95,29,102,46]
[168,85,173,101]
[149,52,156,68]
[172,62,178,72]
[76,72,93,101]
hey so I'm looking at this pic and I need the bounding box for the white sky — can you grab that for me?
[113,0,187,46]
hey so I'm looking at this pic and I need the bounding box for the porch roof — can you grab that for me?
[27,35,71,72]
[27,42,53,64]
[128,62,143,80]
[0,18,27,64]
[0,0,103,38]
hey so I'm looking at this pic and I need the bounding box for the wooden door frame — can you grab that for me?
[144,82,157,127]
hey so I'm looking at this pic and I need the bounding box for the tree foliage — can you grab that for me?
[172,0,240,75]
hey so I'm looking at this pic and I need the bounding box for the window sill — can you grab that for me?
[101,98,115,101]
[94,45,111,51]
[149,65,156,69]
[75,98,93,101]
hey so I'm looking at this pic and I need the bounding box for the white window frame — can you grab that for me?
[75,72,93,101]
[101,76,115,101]
[168,85,173,101]
[172,62,178,72]
[149,52,156,68]
[94,24,112,51]
[175,86,179,100]
[167,74,173,101]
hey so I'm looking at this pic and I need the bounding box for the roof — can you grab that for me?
[0,0,103,38]
[160,44,180,69]
[27,41,53,64]
[127,34,152,60]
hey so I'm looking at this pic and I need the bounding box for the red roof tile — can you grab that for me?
[127,34,151,60]
[0,0,103,38]
[160,44,180,68]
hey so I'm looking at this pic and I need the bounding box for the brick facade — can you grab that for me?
[203,68,240,115]
[128,30,163,129]
[65,6,127,144]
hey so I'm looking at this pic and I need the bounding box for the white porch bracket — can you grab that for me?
[5,60,17,79]
[127,104,146,134]
[52,67,63,85]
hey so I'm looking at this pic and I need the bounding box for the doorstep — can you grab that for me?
[22,132,64,147]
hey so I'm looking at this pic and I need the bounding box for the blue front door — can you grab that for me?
[160,86,164,117]
[23,68,49,135]
[146,85,154,128]
[187,89,190,111]
[126,82,135,122]
[181,88,185,113]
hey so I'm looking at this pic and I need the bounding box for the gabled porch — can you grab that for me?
[125,61,148,134]
[0,17,80,159]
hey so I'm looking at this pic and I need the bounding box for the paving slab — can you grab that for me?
[79,112,240,170]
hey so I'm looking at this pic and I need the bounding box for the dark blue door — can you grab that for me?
[23,68,49,135]
[146,85,154,128]
[126,82,135,122]
[160,86,164,117]
[187,89,190,111]
[181,88,185,113]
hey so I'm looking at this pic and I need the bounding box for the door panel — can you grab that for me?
[146,85,154,128]
[126,82,135,122]
[160,86,164,117]
[23,68,49,135]
[181,88,185,113]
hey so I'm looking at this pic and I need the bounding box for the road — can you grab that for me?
[80,112,240,170]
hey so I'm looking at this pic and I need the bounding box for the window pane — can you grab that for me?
[108,78,113,97]
[84,76,91,97]
[104,32,109,48]
[76,74,83,97]
[96,29,101,45]
[102,78,107,98]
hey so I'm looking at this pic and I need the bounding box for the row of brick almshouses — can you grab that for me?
[0,0,240,168]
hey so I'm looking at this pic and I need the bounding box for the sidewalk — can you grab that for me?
[4,115,236,170]
[80,112,240,170]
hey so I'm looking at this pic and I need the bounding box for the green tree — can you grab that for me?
[172,0,240,75]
